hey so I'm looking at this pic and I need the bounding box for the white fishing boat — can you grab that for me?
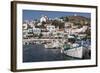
[63,46,83,58]
[62,33,84,58]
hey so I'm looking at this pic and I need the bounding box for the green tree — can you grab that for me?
[52,20,64,29]
[60,16,69,22]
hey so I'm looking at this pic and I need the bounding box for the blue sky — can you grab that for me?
[23,10,91,21]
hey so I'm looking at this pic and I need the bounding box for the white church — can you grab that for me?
[40,15,49,23]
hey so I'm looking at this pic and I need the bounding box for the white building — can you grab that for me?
[33,28,41,35]
[23,23,28,30]
[46,25,55,32]
[42,32,50,38]
[29,20,36,28]
[64,22,73,28]
[71,25,88,34]
[27,27,33,32]
[53,29,64,38]
[23,28,33,39]
[37,23,42,26]
[40,15,48,23]
[23,29,28,39]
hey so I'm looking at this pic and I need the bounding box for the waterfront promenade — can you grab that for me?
[23,38,66,45]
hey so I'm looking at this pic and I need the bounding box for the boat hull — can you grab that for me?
[64,46,83,58]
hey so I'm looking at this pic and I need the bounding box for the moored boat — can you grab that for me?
[63,46,83,58]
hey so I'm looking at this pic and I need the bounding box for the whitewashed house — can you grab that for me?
[33,28,41,35]
[64,22,73,33]
[29,21,35,27]
[27,23,41,35]
[42,32,50,38]
[64,22,73,28]
[23,23,28,30]
[23,23,28,39]
[37,23,42,26]
[23,29,28,39]
[46,25,55,32]
[53,29,64,38]
[23,27,33,39]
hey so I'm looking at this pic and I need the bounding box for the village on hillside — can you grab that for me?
[23,14,91,59]
[23,14,90,39]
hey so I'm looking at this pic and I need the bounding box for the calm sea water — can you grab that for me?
[23,44,80,62]
[23,39,91,62]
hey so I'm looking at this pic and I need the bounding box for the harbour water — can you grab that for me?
[23,39,91,62]
[23,44,81,62]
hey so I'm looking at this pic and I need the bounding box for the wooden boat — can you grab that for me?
[63,46,83,58]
